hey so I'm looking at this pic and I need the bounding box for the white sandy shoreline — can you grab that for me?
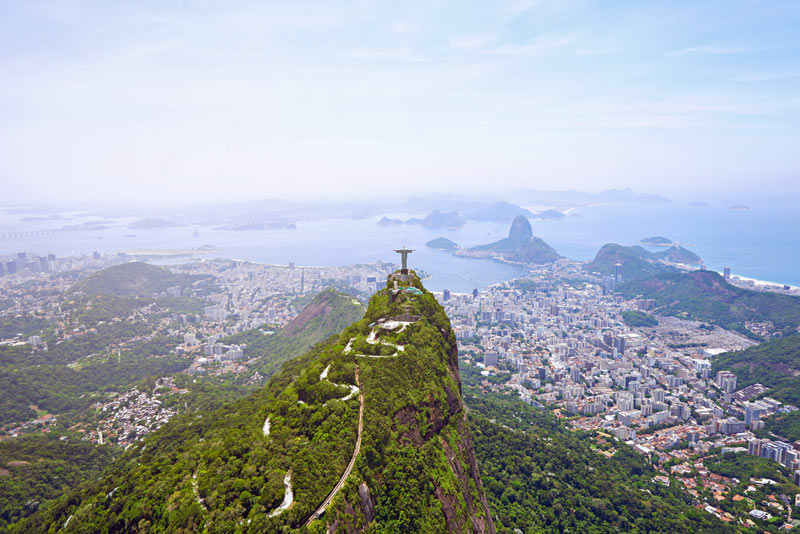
[724,272,797,290]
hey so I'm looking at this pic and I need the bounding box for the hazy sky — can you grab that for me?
[1,0,799,205]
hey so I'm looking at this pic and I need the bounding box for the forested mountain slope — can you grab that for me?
[13,271,495,533]
[73,262,211,298]
[0,434,117,532]
[618,270,800,338]
[711,335,800,405]
[224,289,365,378]
[585,243,682,281]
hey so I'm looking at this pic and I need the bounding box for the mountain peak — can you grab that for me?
[468,216,560,264]
[508,215,533,240]
[16,271,495,533]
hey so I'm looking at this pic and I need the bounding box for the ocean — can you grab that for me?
[0,201,797,293]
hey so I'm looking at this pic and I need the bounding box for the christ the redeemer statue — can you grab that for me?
[394,246,414,275]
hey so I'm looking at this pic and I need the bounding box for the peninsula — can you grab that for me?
[458,215,561,264]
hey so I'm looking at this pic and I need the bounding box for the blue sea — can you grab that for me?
[0,201,797,293]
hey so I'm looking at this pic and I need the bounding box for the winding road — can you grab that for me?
[265,363,364,520]
[303,367,364,527]
[268,472,294,517]
[344,320,413,359]
[270,318,417,525]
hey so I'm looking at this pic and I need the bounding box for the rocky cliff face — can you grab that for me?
[507,214,533,240]
[280,289,363,337]
[471,215,561,264]
[15,272,494,534]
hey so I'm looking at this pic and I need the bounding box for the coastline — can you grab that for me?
[722,271,797,291]
[127,247,219,256]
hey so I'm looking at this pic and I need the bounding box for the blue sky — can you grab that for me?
[1,0,798,205]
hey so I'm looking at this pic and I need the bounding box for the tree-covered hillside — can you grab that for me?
[224,289,365,378]
[73,262,212,298]
[0,336,187,427]
[652,245,702,265]
[622,310,658,327]
[0,434,117,532]
[764,411,800,441]
[0,286,369,532]
[618,270,800,338]
[585,243,679,281]
[711,335,800,405]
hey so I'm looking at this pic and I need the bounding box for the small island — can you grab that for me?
[729,205,751,211]
[531,209,565,220]
[377,216,403,226]
[426,237,459,251]
[640,236,674,246]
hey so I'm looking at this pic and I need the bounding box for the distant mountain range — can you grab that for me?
[54,188,668,231]
[459,201,535,222]
[377,202,569,228]
[378,210,466,228]
[510,187,670,206]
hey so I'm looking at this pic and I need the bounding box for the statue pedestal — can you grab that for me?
[389,272,412,284]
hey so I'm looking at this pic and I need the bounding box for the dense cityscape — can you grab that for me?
[441,260,800,526]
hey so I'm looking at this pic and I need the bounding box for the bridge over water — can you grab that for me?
[0,228,81,240]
